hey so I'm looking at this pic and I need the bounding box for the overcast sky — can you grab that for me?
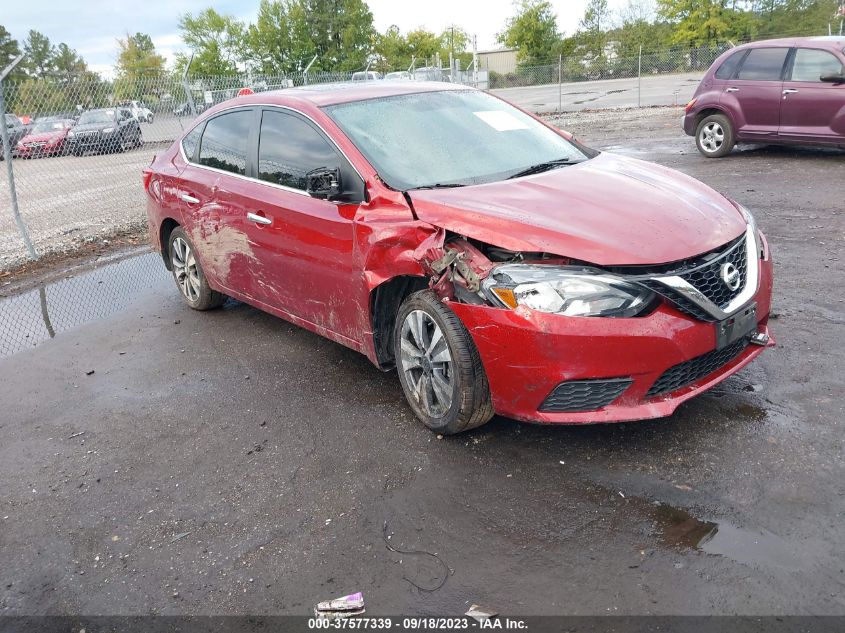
[3,0,628,76]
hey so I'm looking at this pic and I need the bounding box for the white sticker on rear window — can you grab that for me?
[473,110,529,131]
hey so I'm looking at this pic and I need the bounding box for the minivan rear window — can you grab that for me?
[736,47,789,81]
[715,50,746,79]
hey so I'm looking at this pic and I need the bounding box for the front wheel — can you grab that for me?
[394,290,493,435]
[695,113,735,158]
[168,227,226,311]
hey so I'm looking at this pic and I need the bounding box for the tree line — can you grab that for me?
[0,0,841,114]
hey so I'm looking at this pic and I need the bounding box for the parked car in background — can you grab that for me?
[2,114,28,160]
[385,71,413,81]
[127,100,154,123]
[13,119,75,158]
[351,71,382,81]
[67,108,143,156]
[144,83,774,435]
[684,36,845,157]
[414,67,448,82]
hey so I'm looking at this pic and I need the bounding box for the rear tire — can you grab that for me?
[168,227,226,311]
[695,113,735,158]
[394,290,494,435]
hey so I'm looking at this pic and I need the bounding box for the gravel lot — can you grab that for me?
[0,108,843,619]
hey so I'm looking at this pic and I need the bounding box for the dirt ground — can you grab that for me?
[0,107,843,618]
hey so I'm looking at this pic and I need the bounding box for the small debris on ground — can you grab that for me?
[466,604,498,622]
[169,532,191,543]
[85,370,95,376]
[68,431,85,439]
[314,592,365,619]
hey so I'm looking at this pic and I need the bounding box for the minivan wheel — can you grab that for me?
[394,290,494,435]
[168,227,225,310]
[695,114,735,158]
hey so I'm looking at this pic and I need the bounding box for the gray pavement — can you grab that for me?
[491,72,702,112]
[1,109,844,617]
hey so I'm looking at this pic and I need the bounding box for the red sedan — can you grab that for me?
[14,119,75,158]
[143,83,774,435]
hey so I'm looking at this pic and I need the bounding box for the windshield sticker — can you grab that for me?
[473,110,529,132]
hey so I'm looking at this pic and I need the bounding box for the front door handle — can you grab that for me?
[247,212,272,226]
[180,193,200,204]
[725,87,740,93]
[782,88,799,95]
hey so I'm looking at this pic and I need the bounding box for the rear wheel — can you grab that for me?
[695,113,735,158]
[168,227,225,311]
[394,290,493,435]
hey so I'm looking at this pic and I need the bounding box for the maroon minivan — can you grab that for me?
[683,36,845,157]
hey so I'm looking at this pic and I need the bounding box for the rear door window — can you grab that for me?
[715,50,746,79]
[736,47,789,80]
[789,48,844,82]
[198,110,252,176]
[257,110,339,190]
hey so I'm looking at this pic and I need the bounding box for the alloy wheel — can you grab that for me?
[400,310,455,418]
[172,236,201,302]
[699,121,724,153]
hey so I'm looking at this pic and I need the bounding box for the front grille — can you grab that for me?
[646,339,749,398]
[678,236,747,309]
[639,280,714,321]
[539,378,632,412]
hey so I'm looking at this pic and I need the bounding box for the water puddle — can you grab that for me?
[0,252,170,357]
[651,502,804,570]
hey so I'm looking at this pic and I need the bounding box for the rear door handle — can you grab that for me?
[247,212,272,226]
[180,193,200,204]
[725,87,740,93]
[782,88,799,95]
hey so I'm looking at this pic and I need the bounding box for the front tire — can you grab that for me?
[394,290,493,435]
[695,113,735,158]
[168,227,225,311]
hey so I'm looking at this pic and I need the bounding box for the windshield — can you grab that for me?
[324,90,591,190]
[31,121,65,133]
[78,110,115,125]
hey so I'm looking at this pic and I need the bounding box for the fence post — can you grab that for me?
[557,54,562,120]
[0,55,38,260]
[182,52,197,117]
[637,45,643,108]
[303,54,318,86]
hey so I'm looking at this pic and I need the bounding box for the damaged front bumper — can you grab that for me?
[448,258,774,424]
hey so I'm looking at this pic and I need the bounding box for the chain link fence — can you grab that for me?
[0,36,818,272]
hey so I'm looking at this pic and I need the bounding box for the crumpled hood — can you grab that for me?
[408,152,747,266]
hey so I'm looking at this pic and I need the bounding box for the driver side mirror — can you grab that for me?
[306,167,342,201]
[820,74,845,84]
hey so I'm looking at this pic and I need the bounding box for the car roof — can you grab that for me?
[231,81,468,108]
[735,35,845,50]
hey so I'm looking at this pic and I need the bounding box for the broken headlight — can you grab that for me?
[482,264,655,317]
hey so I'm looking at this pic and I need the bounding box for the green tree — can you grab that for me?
[117,33,166,78]
[578,0,613,58]
[297,0,376,71]
[22,30,55,78]
[439,25,473,68]
[657,0,756,46]
[0,25,25,81]
[752,0,838,37]
[406,28,442,64]
[496,0,561,65]
[246,0,301,74]
[177,8,247,75]
[115,33,167,100]
[52,43,87,76]
[374,25,412,71]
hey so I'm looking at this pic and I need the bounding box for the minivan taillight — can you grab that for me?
[684,98,697,113]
